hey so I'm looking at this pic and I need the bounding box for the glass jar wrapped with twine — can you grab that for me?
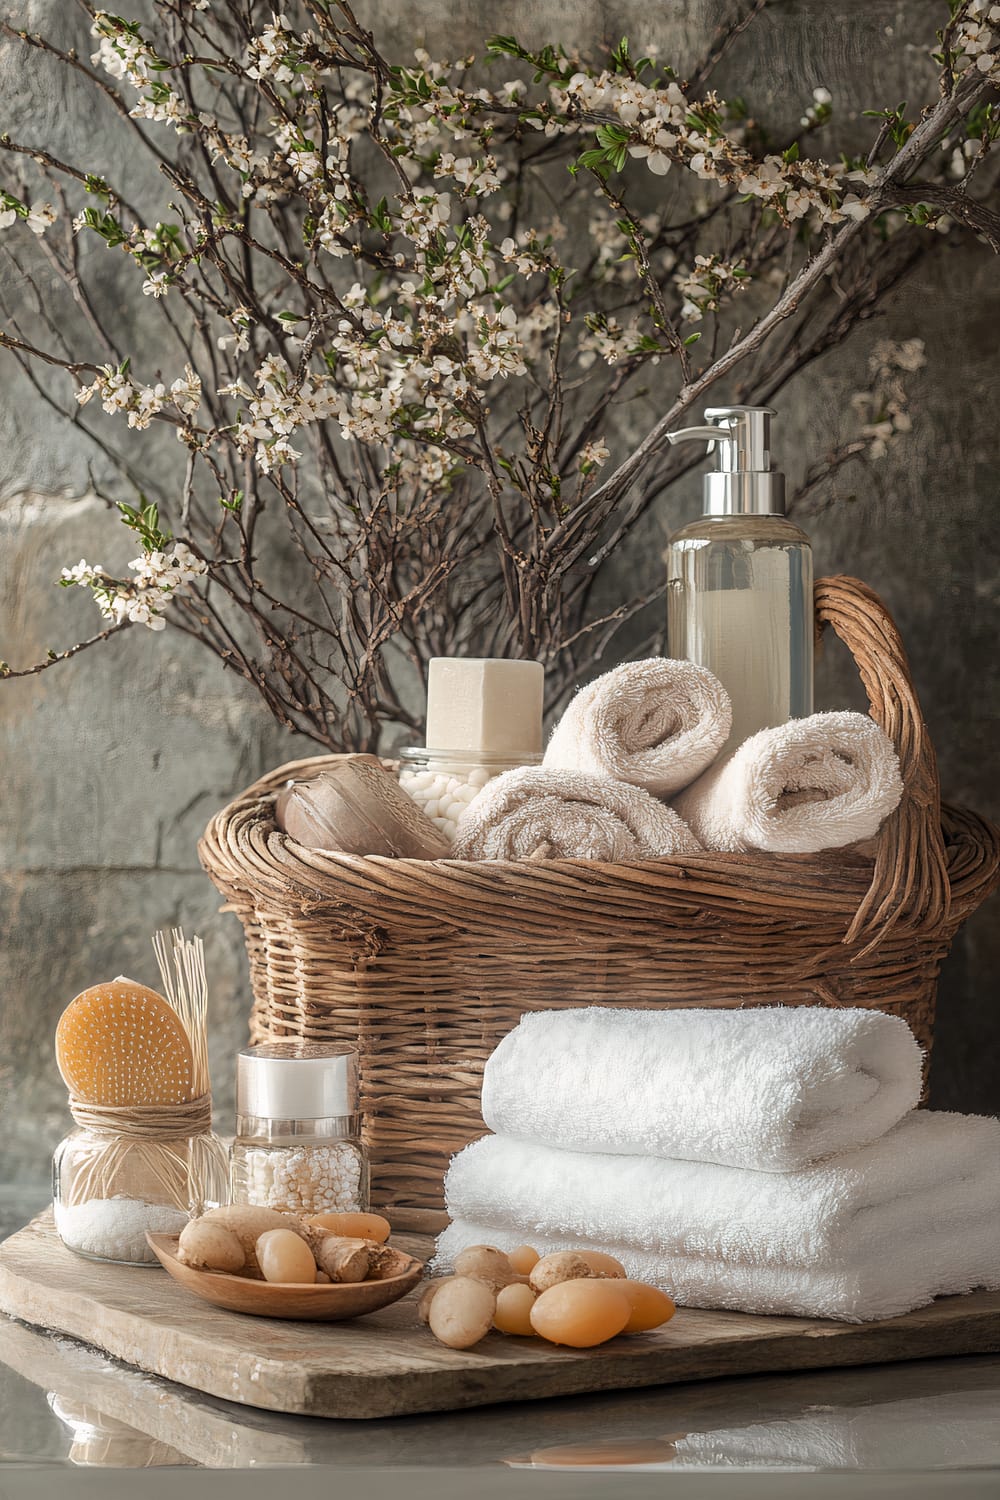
[53,1095,227,1265]
[52,930,228,1266]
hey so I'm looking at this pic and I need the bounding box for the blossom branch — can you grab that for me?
[0,621,129,679]
[0,1,997,745]
[563,65,997,543]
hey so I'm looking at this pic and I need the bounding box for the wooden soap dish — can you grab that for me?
[146,1233,424,1320]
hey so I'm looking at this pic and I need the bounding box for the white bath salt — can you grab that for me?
[239,1142,363,1213]
[54,1197,188,1264]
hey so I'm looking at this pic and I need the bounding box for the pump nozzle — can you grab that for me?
[666,426,730,448]
[665,405,784,516]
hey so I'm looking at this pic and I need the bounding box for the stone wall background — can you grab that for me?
[2,1,998,1186]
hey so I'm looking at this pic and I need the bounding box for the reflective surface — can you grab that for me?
[2,1188,999,1473]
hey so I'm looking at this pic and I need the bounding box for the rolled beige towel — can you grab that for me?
[451,767,701,861]
[673,711,904,853]
[544,658,732,796]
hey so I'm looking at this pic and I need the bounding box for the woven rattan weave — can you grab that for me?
[200,577,1000,1213]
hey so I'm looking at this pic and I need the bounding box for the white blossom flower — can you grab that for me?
[0,208,16,230]
[801,85,833,126]
[169,364,202,415]
[142,272,168,298]
[60,559,105,587]
[850,339,925,459]
[578,437,610,468]
[61,537,207,634]
[674,254,749,321]
[836,194,871,223]
[73,362,200,430]
[218,308,253,353]
[26,204,55,235]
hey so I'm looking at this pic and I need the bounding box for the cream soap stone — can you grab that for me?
[426,658,544,758]
[400,657,544,842]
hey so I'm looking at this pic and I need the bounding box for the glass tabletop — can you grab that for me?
[2,1188,999,1474]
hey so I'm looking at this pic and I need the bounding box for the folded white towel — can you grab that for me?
[543,658,732,797]
[481,1006,923,1171]
[438,1212,1000,1323]
[672,711,903,853]
[439,1111,1000,1321]
[451,766,701,861]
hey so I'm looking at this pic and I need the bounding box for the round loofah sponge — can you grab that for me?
[55,977,195,1106]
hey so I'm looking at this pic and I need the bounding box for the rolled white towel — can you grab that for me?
[451,766,701,861]
[481,1006,923,1171]
[672,710,904,853]
[438,1110,1000,1321]
[544,658,732,797]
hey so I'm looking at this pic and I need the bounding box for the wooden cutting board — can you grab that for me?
[2,1214,998,1421]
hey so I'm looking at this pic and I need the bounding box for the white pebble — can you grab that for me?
[237,1143,364,1214]
[398,760,532,838]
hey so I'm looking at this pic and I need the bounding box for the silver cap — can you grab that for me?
[666,405,786,516]
[236,1042,358,1121]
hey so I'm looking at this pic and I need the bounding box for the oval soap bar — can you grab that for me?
[275,757,449,858]
[529,1278,631,1348]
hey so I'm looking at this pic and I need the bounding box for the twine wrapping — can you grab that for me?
[62,1094,226,1211]
[68,1094,213,1138]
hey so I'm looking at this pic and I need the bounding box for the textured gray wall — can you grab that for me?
[2,1,998,1187]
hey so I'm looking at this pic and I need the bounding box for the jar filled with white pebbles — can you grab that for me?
[229,1042,368,1215]
[398,749,542,843]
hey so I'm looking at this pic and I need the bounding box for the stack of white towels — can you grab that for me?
[451,658,905,860]
[437,1006,1000,1322]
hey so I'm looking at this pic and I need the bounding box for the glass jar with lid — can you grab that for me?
[52,1104,229,1266]
[230,1042,369,1214]
[398,747,542,842]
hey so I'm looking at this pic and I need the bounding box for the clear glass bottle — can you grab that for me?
[398,747,542,842]
[52,1121,228,1266]
[230,1042,369,1215]
[665,407,813,755]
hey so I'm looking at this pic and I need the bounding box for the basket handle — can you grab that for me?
[814,575,950,942]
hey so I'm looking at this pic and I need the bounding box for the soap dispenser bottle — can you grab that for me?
[665,406,813,755]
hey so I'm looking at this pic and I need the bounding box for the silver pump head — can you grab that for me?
[665,405,785,517]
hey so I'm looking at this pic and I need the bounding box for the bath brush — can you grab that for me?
[55,978,195,1106]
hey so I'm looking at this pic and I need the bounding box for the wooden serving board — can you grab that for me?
[2,1214,999,1421]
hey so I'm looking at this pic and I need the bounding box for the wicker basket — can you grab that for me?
[200,577,1000,1220]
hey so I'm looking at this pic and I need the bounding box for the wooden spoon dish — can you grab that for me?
[146,1232,424,1320]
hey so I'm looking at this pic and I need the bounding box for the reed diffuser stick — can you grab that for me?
[153,928,210,1099]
